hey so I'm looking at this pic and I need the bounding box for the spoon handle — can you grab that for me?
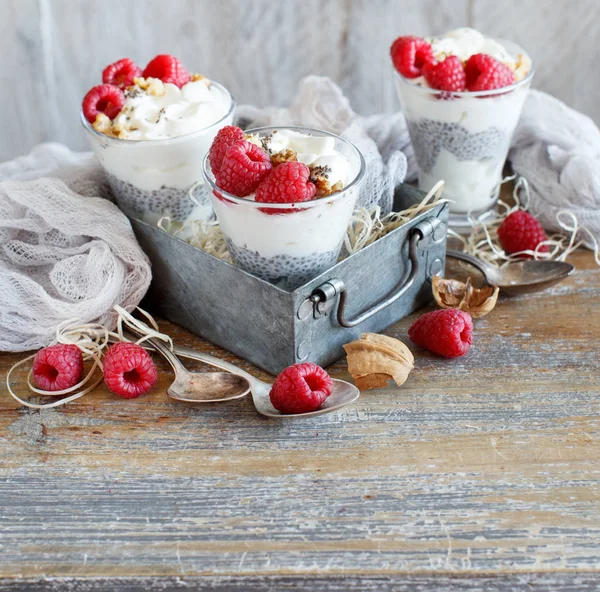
[446,249,492,278]
[173,345,265,390]
[145,337,188,374]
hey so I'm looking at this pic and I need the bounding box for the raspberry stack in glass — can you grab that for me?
[81,54,234,228]
[202,125,366,290]
[391,28,534,231]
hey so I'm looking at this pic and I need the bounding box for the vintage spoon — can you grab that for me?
[447,249,574,295]
[121,329,359,418]
[170,344,360,419]
[143,335,251,403]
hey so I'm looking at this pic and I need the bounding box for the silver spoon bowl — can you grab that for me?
[144,336,251,403]
[447,249,574,295]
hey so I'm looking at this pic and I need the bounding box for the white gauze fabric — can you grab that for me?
[0,144,151,352]
[509,90,600,247]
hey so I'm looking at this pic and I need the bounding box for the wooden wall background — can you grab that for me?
[2,0,599,163]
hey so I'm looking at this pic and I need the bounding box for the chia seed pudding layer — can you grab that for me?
[407,118,509,173]
[227,240,340,290]
[105,172,197,222]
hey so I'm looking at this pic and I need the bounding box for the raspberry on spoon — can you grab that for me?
[465,53,516,91]
[143,54,190,88]
[422,56,466,92]
[215,140,272,197]
[103,342,157,399]
[32,344,84,391]
[390,36,435,78]
[102,58,142,89]
[269,363,334,414]
[82,84,125,123]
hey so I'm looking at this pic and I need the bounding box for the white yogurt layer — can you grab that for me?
[112,78,231,141]
[211,129,361,258]
[213,190,360,258]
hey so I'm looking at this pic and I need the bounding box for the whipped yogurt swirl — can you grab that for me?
[409,27,531,89]
[429,28,516,65]
[247,129,352,188]
[111,77,231,141]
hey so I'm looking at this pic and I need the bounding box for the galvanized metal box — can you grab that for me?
[131,184,448,375]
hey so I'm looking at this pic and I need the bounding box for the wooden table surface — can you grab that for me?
[1,250,599,591]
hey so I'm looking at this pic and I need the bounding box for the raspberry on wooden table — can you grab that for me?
[269,363,334,414]
[142,54,190,88]
[32,344,83,392]
[497,211,549,257]
[465,53,516,91]
[209,126,246,174]
[408,309,473,359]
[82,84,125,123]
[255,161,316,206]
[102,58,142,89]
[423,56,467,92]
[215,140,272,197]
[103,342,157,399]
[390,36,435,78]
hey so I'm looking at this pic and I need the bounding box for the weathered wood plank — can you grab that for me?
[3,0,600,161]
[0,249,598,587]
[0,573,599,591]
[0,0,48,162]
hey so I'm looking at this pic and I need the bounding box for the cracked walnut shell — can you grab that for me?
[343,333,414,391]
[432,275,499,318]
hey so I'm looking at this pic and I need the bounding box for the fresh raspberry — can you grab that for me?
[215,140,272,197]
[408,309,473,359]
[422,56,466,92]
[255,162,316,209]
[497,210,549,257]
[32,344,83,392]
[390,36,435,78]
[82,84,125,123]
[209,126,245,174]
[143,54,190,88]
[465,53,516,91]
[102,58,142,89]
[103,342,157,399]
[269,363,334,414]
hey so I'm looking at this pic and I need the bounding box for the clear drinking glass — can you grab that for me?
[202,126,366,291]
[393,40,534,230]
[81,81,234,225]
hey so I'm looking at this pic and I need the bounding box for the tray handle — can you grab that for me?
[311,218,441,328]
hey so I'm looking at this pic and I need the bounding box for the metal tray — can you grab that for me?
[131,184,448,375]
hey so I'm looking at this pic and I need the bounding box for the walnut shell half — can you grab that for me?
[432,275,499,318]
[343,333,414,391]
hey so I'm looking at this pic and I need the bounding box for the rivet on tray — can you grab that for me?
[433,222,447,243]
[429,257,444,278]
[297,298,315,320]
